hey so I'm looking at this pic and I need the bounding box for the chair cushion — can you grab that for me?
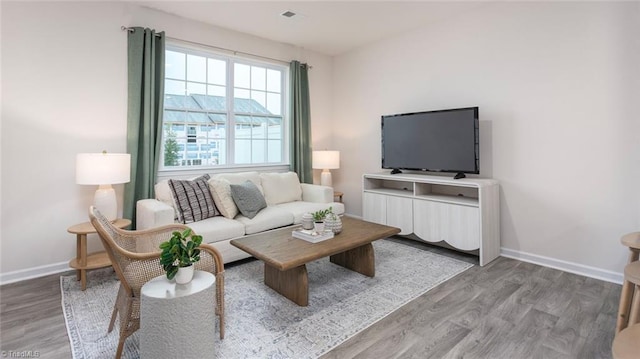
[168,175,219,224]
[230,180,267,219]
[235,206,294,235]
[260,172,303,205]
[208,177,239,219]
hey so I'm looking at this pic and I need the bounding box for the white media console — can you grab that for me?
[362,172,500,266]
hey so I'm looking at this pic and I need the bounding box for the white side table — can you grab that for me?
[140,271,216,359]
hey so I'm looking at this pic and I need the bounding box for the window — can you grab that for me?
[161,44,287,169]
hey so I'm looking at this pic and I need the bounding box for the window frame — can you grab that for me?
[159,41,290,174]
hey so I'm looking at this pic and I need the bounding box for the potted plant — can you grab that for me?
[312,207,332,234]
[159,228,203,284]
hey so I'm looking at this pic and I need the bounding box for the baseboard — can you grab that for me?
[2,236,622,286]
[0,261,71,286]
[500,247,623,285]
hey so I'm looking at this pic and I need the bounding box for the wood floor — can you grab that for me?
[1,238,620,358]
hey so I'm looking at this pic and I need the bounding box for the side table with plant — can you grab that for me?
[159,228,203,284]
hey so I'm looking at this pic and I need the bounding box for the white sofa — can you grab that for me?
[137,171,345,263]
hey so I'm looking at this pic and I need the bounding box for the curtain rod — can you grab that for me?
[121,26,312,68]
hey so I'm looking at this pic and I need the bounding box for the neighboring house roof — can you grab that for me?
[163,94,277,125]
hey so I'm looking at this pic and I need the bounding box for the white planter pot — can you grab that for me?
[175,265,194,284]
[313,221,325,234]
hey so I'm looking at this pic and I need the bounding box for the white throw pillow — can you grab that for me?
[155,180,179,220]
[208,177,239,219]
[212,171,264,194]
[260,172,302,205]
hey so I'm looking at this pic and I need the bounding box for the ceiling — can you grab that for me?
[139,1,485,56]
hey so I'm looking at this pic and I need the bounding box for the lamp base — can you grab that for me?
[94,185,117,221]
[320,170,333,188]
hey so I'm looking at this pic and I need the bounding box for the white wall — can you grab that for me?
[332,2,640,275]
[0,2,333,279]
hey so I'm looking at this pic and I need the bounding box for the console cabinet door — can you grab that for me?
[445,204,480,250]
[386,196,413,235]
[413,200,443,243]
[363,192,386,225]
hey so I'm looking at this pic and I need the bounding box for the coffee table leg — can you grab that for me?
[264,263,309,306]
[330,243,375,277]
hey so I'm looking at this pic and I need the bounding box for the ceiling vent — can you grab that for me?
[281,10,296,18]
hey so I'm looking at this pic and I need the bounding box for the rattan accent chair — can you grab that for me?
[88,206,225,359]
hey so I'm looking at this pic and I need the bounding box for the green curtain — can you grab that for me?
[123,27,165,228]
[289,61,313,184]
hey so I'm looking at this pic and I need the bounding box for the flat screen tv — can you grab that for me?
[381,107,479,178]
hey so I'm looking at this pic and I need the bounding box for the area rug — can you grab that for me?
[61,239,473,359]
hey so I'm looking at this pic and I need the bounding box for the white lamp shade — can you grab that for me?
[76,153,131,185]
[312,151,340,170]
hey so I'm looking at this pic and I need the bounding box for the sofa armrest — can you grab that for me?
[300,183,333,203]
[136,199,175,230]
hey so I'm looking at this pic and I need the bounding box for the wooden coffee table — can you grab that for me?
[230,216,400,306]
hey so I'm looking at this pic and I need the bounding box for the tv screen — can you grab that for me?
[381,107,479,175]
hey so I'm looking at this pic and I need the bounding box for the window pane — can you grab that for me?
[187,82,206,96]
[234,88,250,99]
[165,79,185,96]
[268,140,282,163]
[266,93,281,115]
[234,63,250,88]
[251,66,266,91]
[203,90,225,111]
[164,110,187,124]
[252,117,268,138]
[266,69,281,92]
[163,129,181,166]
[166,51,186,80]
[187,54,206,82]
[251,90,267,111]
[234,88,251,112]
[235,140,251,164]
[268,117,282,140]
[208,114,227,135]
[252,140,266,163]
[208,85,225,97]
[207,58,226,85]
[214,140,226,165]
[235,115,252,139]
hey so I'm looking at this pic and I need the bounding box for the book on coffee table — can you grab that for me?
[292,228,334,243]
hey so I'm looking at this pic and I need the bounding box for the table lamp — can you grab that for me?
[76,151,131,221]
[312,150,340,187]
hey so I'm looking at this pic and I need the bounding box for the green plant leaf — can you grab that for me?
[166,265,178,280]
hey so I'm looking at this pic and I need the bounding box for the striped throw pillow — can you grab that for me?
[168,174,219,224]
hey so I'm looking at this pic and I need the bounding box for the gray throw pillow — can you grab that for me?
[168,174,219,224]
[230,180,267,219]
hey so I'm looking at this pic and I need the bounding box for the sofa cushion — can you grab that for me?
[230,180,267,219]
[235,206,294,235]
[168,175,219,224]
[187,216,245,244]
[260,172,303,205]
[208,177,239,219]
[274,201,345,224]
[212,171,264,194]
